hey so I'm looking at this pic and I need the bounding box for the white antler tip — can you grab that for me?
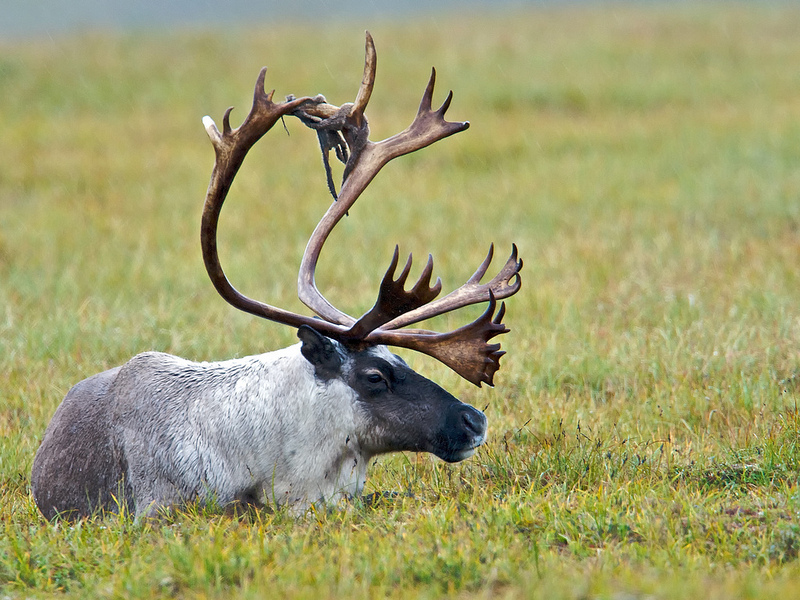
[202,116,222,143]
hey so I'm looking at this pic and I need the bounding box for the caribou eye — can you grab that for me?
[366,372,385,384]
[363,369,391,392]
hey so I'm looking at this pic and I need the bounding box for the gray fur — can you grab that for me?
[31,332,487,520]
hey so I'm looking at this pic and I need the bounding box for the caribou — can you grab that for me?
[31,33,522,520]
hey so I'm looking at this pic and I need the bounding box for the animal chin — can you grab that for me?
[435,438,486,463]
[451,448,477,462]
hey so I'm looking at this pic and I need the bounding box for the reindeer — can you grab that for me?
[30,33,522,520]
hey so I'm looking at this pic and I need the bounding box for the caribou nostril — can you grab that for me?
[461,408,486,437]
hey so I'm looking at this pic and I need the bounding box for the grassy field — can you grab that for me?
[2,3,800,598]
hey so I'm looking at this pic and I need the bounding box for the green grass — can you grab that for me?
[2,3,800,598]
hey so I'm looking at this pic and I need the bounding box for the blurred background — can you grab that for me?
[4,2,800,595]
[3,0,530,38]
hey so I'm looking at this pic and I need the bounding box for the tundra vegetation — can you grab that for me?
[1,3,799,599]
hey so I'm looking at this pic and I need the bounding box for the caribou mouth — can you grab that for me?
[435,431,488,463]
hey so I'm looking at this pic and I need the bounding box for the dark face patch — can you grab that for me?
[346,347,487,462]
[298,325,342,381]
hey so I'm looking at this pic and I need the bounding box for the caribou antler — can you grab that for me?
[201,32,522,386]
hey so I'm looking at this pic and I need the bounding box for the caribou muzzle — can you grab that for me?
[432,403,488,463]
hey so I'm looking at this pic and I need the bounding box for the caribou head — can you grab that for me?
[30,33,522,520]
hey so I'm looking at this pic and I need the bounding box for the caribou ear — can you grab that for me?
[298,325,342,380]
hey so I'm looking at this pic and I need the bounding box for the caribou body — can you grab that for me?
[31,33,521,520]
[32,328,487,519]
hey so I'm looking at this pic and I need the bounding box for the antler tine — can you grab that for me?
[344,247,443,340]
[419,67,443,113]
[379,243,522,331]
[376,67,469,159]
[205,68,288,151]
[467,242,496,284]
[350,31,376,127]
[412,254,441,297]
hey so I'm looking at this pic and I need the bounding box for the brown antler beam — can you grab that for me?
[201,31,522,387]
